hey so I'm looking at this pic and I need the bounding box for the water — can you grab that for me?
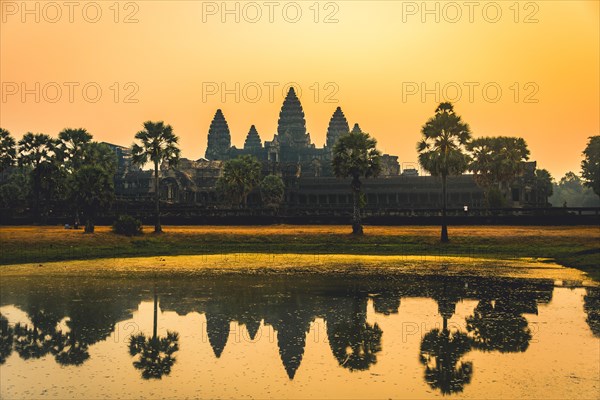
[0,271,598,399]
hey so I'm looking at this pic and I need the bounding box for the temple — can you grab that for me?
[202,88,400,178]
[110,88,545,209]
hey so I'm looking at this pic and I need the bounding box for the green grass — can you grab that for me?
[1,225,598,280]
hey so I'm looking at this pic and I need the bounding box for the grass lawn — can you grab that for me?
[0,225,598,280]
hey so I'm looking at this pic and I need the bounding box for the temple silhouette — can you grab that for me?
[106,87,548,209]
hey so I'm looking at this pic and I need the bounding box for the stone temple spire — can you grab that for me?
[205,109,231,160]
[244,125,262,150]
[351,123,363,134]
[277,87,308,147]
[326,107,350,148]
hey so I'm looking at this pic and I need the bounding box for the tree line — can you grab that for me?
[0,128,116,233]
[1,103,598,240]
[331,102,597,240]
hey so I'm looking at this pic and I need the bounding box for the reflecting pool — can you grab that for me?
[1,270,598,399]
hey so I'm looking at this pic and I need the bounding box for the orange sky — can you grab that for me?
[1,0,598,179]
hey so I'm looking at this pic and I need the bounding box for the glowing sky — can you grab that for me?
[1,0,598,179]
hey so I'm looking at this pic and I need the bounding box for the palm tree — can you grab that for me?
[332,126,381,235]
[128,288,179,379]
[131,121,180,233]
[67,141,117,227]
[581,135,600,200]
[534,169,553,207]
[417,102,472,242]
[17,133,58,222]
[56,128,93,172]
[468,136,530,206]
[216,155,261,207]
[71,165,115,233]
[0,128,17,173]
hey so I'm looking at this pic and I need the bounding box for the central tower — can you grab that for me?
[277,87,310,148]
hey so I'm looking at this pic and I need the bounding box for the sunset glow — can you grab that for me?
[1,0,598,178]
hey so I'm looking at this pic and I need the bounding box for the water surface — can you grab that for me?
[1,270,598,399]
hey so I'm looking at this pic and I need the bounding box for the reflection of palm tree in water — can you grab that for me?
[129,287,179,379]
[419,287,473,395]
[12,309,61,360]
[51,324,90,366]
[583,287,600,337]
[327,295,383,372]
[0,314,14,364]
[466,298,532,353]
[419,328,472,395]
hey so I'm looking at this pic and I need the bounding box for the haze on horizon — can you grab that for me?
[1,0,598,179]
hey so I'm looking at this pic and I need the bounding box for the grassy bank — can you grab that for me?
[0,225,598,280]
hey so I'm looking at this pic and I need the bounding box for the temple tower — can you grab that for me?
[351,123,363,134]
[326,107,350,149]
[205,109,231,160]
[277,88,309,148]
[243,125,262,150]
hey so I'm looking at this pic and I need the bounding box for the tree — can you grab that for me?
[128,289,179,379]
[131,121,180,233]
[60,137,117,226]
[419,284,473,395]
[549,172,600,207]
[12,309,61,361]
[583,287,600,337]
[17,133,59,221]
[0,128,17,173]
[0,168,29,211]
[419,328,473,395]
[56,128,93,172]
[468,136,530,207]
[216,155,261,207]
[332,127,381,235]
[417,102,472,242]
[327,297,383,372]
[82,142,117,172]
[71,165,115,233]
[51,328,91,366]
[534,169,553,207]
[0,314,13,365]
[466,299,532,353]
[260,174,285,209]
[581,136,600,199]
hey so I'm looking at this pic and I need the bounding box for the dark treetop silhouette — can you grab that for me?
[417,102,472,242]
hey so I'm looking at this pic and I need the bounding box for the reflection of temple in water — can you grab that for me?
[2,272,590,393]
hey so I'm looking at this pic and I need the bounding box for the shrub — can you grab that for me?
[113,215,143,236]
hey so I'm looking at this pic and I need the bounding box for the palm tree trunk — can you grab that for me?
[441,174,449,242]
[84,208,94,233]
[154,161,162,233]
[153,288,158,341]
[84,218,94,233]
[33,168,41,223]
[352,176,363,235]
